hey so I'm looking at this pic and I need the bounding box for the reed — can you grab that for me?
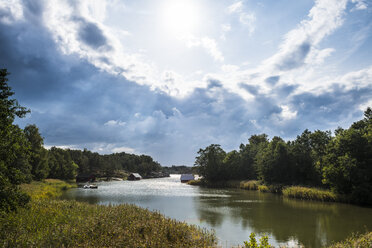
[282,186,337,202]
[0,199,216,248]
[20,179,76,200]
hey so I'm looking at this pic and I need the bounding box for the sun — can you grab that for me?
[161,0,201,36]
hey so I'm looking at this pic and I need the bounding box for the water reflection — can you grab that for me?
[61,175,372,248]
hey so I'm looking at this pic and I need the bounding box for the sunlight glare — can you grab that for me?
[161,0,201,36]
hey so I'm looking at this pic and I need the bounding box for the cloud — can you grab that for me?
[77,19,109,49]
[185,36,224,62]
[264,0,347,71]
[227,1,256,35]
[351,0,368,11]
[0,0,371,167]
[228,1,243,14]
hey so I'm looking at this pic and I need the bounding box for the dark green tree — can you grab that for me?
[24,124,49,180]
[322,108,372,204]
[0,69,31,213]
[256,137,293,184]
[195,144,226,181]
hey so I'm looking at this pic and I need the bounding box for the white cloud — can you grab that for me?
[351,0,368,11]
[104,120,126,126]
[112,146,135,153]
[0,0,24,24]
[227,1,256,35]
[228,1,243,13]
[185,36,224,62]
[263,0,347,72]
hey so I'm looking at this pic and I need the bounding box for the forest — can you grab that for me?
[194,109,372,205]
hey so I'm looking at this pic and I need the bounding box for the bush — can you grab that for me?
[244,233,272,248]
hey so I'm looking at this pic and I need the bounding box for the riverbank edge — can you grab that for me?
[1,179,216,247]
[187,179,352,204]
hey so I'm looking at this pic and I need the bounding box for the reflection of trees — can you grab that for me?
[194,188,372,248]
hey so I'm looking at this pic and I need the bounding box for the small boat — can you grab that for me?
[83,184,98,189]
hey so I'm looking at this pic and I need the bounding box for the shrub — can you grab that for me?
[244,233,272,248]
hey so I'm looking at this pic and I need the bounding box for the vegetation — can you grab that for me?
[282,186,337,202]
[194,108,372,205]
[161,165,194,174]
[0,69,31,214]
[328,232,372,248]
[243,233,272,248]
[20,179,75,200]
[0,199,216,248]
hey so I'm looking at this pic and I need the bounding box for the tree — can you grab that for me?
[48,147,78,180]
[256,137,293,184]
[322,108,372,204]
[24,124,49,180]
[0,69,31,213]
[195,144,226,182]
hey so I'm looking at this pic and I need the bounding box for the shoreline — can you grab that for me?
[187,179,365,206]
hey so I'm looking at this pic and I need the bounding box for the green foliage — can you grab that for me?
[194,144,226,182]
[20,179,75,200]
[256,137,293,185]
[194,108,372,205]
[0,69,31,213]
[0,199,216,248]
[24,124,49,180]
[68,149,161,178]
[240,180,260,190]
[244,233,272,248]
[282,186,337,202]
[48,147,78,180]
[328,232,372,248]
[322,108,372,205]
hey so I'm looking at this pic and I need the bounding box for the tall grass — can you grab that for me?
[20,179,76,199]
[3,179,216,247]
[282,186,337,202]
[0,199,216,248]
[328,232,372,248]
[240,180,260,190]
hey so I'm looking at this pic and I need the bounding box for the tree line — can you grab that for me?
[194,109,372,205]
[0,69,161,213]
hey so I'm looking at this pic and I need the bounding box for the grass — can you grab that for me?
[328,232,372,248]
[240,180,260,190]
[20,179,76,200]
[2,179,216,248]
[282,186,337,202]
[0,199,216,248]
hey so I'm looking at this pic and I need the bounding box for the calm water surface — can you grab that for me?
[61,175,372,247]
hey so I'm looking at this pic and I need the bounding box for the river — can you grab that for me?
[61,175,372,247]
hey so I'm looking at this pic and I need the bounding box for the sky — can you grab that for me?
[0,0,371,166]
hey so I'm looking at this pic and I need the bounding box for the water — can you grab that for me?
[61,175,372,247]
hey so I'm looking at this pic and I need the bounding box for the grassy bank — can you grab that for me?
[20,179,76,199]
[1,179,216,248]
[328,232,372,248]
[0,199,216,248]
